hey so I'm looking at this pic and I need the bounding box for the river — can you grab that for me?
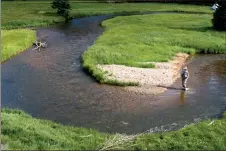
[2,14,226,134]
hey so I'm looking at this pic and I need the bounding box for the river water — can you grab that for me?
[2,15,226,134]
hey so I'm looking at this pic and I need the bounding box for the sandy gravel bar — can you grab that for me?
[97,53,190,95]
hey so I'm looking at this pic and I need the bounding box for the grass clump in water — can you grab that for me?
[1,29,36,62]
[82,13,226,85]
[1,108,226,150]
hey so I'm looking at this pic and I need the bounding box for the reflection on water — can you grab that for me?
[180,91,185,105]
[1,15,226,134]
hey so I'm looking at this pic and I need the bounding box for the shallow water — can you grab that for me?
[2,15,226,134]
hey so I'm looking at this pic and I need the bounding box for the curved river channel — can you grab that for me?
[2,14,226,134]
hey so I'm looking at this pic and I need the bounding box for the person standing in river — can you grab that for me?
[181,66,189,90]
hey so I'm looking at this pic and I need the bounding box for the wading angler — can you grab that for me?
[180,66,189,90]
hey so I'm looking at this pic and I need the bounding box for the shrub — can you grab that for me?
[52,0,71,22]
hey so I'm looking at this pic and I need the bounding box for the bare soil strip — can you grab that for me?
[98,53,189,95]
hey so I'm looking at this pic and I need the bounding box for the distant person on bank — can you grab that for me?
[211,3,219,10]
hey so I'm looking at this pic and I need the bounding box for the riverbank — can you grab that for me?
[2,108,226,150]
[1,29,36,63]
[83,13,226,90]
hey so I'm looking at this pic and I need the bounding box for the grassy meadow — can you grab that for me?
[1,29,36,62]
[1,1,212,62]
[82,13,226,84]
[2,108,226,150]
[2,1,212,29]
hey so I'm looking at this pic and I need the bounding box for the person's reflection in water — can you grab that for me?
[180,90,185,105]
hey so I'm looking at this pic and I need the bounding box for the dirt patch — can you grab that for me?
[97,53,190,95]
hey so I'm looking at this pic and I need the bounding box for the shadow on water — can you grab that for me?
[157,85,182,90]
[1,13,226,134]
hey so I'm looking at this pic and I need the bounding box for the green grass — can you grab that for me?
[1,1,213,64]
[2,1,213,29]
[82,13,226,84]
[69,2,212,17]
[1,108,226,150]
[114,112,226,150]
[1,29,36,62]
[1,108,109,150]
[2,1,63,29]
